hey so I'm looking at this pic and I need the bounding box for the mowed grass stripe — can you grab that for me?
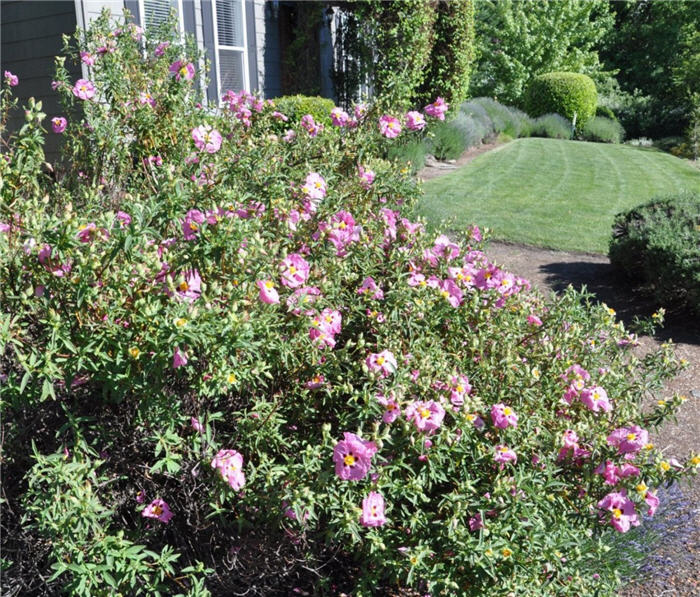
[418,138,700,253]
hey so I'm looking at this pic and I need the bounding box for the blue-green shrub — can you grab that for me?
[531,113,573,140]
[582,116,625,144]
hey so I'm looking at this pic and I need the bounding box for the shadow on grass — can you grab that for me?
[539,261,700,346]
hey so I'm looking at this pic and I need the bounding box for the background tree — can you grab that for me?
[600,0,700,138]
[471,0,613,105]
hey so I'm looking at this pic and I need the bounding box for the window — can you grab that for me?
[213,0,249,96]
[140,0,183,34]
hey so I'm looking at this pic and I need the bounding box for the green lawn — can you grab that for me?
[417,137,700,253]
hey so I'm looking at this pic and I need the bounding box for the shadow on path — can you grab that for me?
[539,260,700,345]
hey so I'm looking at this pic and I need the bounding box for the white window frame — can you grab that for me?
[212,0,250,102]
[138,0,185,36]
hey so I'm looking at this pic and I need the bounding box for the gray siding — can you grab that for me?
[1,0,81,157]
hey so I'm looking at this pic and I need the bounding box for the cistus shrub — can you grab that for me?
[1,13,698,597]
[524,72,597,132]
[582,116,626,144]
[610,193,700,312]
[531,113,574,140]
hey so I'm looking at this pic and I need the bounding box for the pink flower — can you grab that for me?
[280,254,310,288]
[424,96,449,121]
[116,211,131,228]
[366,350,397,377]
[494,445,517,465]
[644,491,659,516]
[169,60,195,81]
[358,165,376,189]
[154,41,170,57]
[72,79,96,100]
[379,115,402,138]
[354,103,368,121]
[527,314,543,326]
[80,51,95,66]
[330,107,350,127]
[438,278,463,307]
[333,432,377,481]
[182,208,206,240]
[305,374,325,390]
[490,404,518,429]
[449,374,471,407]
[468,513,484,531]
[300,172,327,203]
[597,490,639,533]
[175,269,202,302]
[326,210,360,256]
[51,116,67,133]
[191,417,204,433]
[272,110,288,121]
[379,397,401,423]
[360,491,387,527]
[142,498,173,523]
[406,400,445,433]
[173,346,188,368]
[580,386,612,413]
[283,129,296,142]
[211,449,246,490]
[301,113,322,137]
[76,222,99,243]
[192,125,222,153]
[309,308,342,349]
[357,276,384,300]
[405,110,426,131]
[606,426,649,455]
[4,71,18,86]
[257,279,280,304]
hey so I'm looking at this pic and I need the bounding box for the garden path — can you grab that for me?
[485,241,700,597]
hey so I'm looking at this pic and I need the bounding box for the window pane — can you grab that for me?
[143,0,178,31]
[216,0,244,47]
[218,49,245,93]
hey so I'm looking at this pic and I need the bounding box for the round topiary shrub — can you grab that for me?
[610,192,700,312]
[272,94,336,127]
[596,104,618,122]
[1,13,697,597]
[524,72,597,132]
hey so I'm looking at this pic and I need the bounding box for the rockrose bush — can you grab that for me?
[1,13,697,597]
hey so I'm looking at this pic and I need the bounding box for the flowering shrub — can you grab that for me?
[1,13,698,597]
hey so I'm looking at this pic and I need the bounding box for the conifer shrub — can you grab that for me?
[610,193,700,312]
[1,13,697,597]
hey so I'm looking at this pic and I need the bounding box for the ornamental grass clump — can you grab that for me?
[0,13,697,597]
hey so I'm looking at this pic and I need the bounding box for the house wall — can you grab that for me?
[1,0,82,156]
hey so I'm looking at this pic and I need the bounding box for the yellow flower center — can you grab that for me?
[660,461,670,471]
[175,318,187,327]
[501,548,512,558]
[376,356,385,366]
[626,433,637,441]
[420,408,431,419]
[179,67,188,77]
[288,265,297,275]
[612,508,622,519]
[265,281,274,289]
[344,454,356,467]
[690,456,700,466]
[179,281,189,291]
[636,483,648,494]
[227,373,236,384]
[152,505,163,516]
[503,407,512,416]
[129,347,140,358]
[456,385,464,393]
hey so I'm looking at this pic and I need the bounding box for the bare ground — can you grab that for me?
[485,241,700,596]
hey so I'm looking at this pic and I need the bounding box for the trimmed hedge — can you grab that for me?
[609,192,700,312]
[272,95,336,127]
[524,72,597,131]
